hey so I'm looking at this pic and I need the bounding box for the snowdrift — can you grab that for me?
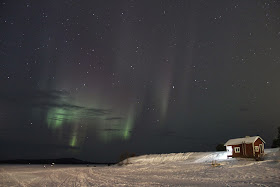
[126,148,280,165]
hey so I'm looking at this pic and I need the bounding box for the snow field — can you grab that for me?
[0,148,279,186]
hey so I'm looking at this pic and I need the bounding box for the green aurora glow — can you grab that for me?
[45,101,137,146]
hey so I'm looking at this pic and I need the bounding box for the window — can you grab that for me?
[255,146,259,152]
[234,147,240,153]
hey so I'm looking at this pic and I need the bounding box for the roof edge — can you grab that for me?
[255,136,266,144]
[224,136,266,146]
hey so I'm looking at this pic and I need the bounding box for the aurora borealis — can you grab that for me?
[1,0,280,162]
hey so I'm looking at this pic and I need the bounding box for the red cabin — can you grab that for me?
[224,136,265,158]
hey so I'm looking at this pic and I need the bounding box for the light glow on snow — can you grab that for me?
[226,146,233,156]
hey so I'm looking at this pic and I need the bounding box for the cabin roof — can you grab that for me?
[224,136,265,146]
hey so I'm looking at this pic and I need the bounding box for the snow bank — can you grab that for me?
[128,152,194,164]
[126,148,280,165]
[127,151,229,164]
[193,151,228,163]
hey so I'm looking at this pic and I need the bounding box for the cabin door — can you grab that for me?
[259,144,263,153]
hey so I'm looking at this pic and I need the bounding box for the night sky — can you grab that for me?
[1,0,280,162]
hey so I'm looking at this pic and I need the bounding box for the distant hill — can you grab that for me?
[0,158,115,165]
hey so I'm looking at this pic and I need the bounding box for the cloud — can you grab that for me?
[0,89,69,105]
[101,128,122,132]
[86,108,112,116]
[33,90,70,100]
[0,89,115,119]
[105,117,123,121]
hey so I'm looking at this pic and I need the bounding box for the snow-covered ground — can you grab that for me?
[0,148,279,186]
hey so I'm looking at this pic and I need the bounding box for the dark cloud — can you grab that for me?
[104,117,123,121]
[33,102,83,110]
[33,90,70,100]
[0,90,69,104]
[86,108,112,116]
[0,89,114,119]
[101,128,122,132]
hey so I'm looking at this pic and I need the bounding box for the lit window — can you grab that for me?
[255,146,259,152]
[234,147,240,153]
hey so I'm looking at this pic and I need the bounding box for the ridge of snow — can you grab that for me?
[126,148,280,165]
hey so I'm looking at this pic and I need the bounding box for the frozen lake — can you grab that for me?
[0,149,279,186]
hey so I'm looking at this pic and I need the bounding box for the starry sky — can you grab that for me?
[0,0,280,162]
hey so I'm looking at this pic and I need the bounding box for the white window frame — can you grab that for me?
[234,147,240,153]
[255,146,259,152]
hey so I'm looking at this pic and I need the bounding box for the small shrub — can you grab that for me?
[271,127,280,148]
[118,152,136,166]
[216,143,226,151]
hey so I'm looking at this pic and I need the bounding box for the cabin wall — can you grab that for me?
[231,143,254,158]
[245,143,254,157]
[232,144,243,157]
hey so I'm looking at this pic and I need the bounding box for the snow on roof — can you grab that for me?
[224,136,265,146]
